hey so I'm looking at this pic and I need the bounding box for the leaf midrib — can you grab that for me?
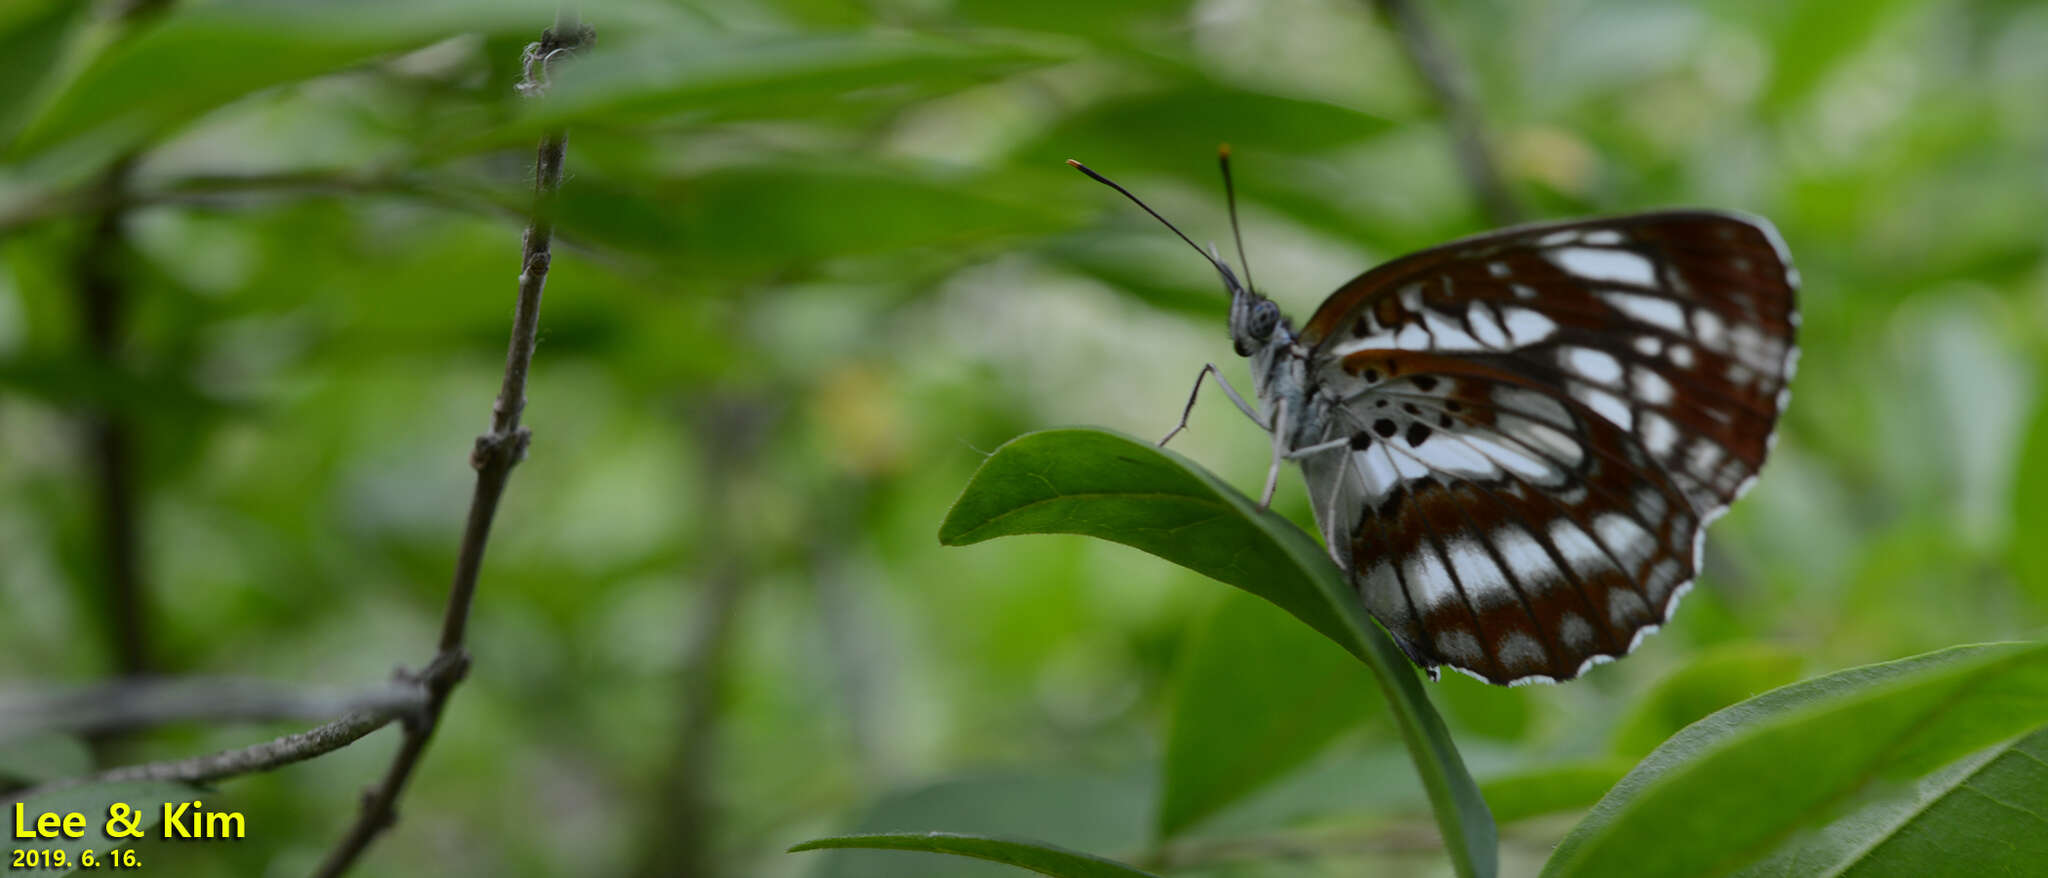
[945,490,1232,544]
[1817,726,2047,878]
[1698,657,2010,878]
[1557,648,2030,878]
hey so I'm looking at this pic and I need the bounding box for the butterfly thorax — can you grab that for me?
[1245,325,1330,452]
[1224,271,1331,451]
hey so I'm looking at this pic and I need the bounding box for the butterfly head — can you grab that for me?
[1221,260,1286,356]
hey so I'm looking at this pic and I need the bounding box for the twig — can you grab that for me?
[74,158,150,683]
[631,398,777,878]
[309,16,592,878]
[0,169,618,291]
[0,172,378,237]
[635,562,746,878]
[0,170,624,277]
[808,481,896,785]
[1369,0,1521,226]
[69,0,179,719]
[0,677,423,740]
[810,550,889,777]
[8,689,428,801]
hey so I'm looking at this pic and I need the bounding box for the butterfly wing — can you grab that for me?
[1293,211,1797,684]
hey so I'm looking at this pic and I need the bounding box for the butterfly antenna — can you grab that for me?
[1218,144,1255,295]
[1067,159,1235,281]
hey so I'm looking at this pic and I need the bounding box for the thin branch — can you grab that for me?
[631,398,777,878]
[808,479,897,786]
[70,0,179,697]
[75,157,151,683]
[0,170,640,283]
[310,16,593,878]
[810,537,892,782]
[9,696,425,802]
[1370,0,1521,226]
[0,677,424,739]
[635,561,746,878]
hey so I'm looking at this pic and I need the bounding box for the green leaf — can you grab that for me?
[1478,759,1633,825]
[1543,642,2048,878]
[8,780,192,872]
[790,833,1158,878]
[1609,643,1805,758]
[1156,590,1374,839]
[941,428,1497,878]
[947,0,1190,44]
[513,31,1062,136]
[0,0,85,144]
[810,771,1151,878]
[1019,83,1398,170]
[1743,726,2048,877]
[0,733,92,784]
[8,0,550,158]
[544,163,1080,276]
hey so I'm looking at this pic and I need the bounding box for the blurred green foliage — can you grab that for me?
[2,0,2045,875]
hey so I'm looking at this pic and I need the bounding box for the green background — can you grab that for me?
[2,0,2045,875]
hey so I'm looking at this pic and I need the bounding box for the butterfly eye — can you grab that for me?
[1248,300,1280,339]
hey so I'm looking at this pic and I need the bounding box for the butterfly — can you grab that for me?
[1070,151,1798,686]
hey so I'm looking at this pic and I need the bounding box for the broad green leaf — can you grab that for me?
[509,32,1062,137]
[1741,726,2048,877]
[8,780,191,871]
[0,732,91,784]
[1182,747,1432,836]
[1543,642,2048,878]
[0,353,237,420]
[1018,81,1411,249]
[808,772,1151,878]
[948,0,1189,44]
[941,428,1497,878]
[0,0,84,144]
[543,163,1080,275]
[1156,590,1374,839]
[8,0,550,158]
[1478,759,1633,825]
[791,833,1158,878]
[1609,643,1804,758]
[1019,84,1398,170]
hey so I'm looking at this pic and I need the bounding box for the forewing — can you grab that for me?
[1295,212,1797,684]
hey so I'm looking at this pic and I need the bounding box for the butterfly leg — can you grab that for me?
[1263,434,1353,511]
[1282,437,1353,460]
[1259,397,1289,510]
[1161,363,1266,447]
